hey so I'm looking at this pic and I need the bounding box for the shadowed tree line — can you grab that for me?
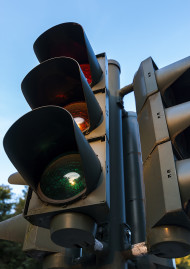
[0,185,42,269]
[176,256,190,269]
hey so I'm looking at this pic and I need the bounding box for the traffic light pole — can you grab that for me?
[122,111,145,245]
[42,250,82,269]
[96,60,127,269]
[121,106,176,269]
[122,112,153,269]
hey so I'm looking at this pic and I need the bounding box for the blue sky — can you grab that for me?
[0,0,190,198]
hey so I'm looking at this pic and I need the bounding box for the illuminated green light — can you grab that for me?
[38,153,86,203]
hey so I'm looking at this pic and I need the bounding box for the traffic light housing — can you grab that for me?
[0,213,81,266]
[3,23,110,248]
[33,22,102,86]
[21,57,103,134]
[4,106,101,204]
[133,56,190,258]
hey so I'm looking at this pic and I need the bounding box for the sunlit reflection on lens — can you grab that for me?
[38,153,86,203]
[64,172,80,185]
[64,102,89,133]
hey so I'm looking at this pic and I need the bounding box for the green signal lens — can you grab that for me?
[38,153,86,204]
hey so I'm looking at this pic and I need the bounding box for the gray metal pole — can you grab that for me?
[122,111,176,269]
[42,249,82,269]
[96,60,127,269]
[122,111,146,244]
[122,111,151,269]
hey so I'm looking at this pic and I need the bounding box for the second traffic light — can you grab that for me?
[133,56,190,258]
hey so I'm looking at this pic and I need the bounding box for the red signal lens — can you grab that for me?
[48,41,92,85]
[80,64,92,85]
[64,102,90,133]
[33,23,103,87]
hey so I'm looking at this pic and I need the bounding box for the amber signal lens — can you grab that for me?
[64,102,90,133]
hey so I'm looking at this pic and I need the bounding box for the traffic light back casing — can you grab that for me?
[133,56,190,258]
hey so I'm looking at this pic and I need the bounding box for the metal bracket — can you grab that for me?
[93,87,106,94]
[87,135,105,143]
[121,223,131,251]
[117,92,124,109]
[96,222,109,243]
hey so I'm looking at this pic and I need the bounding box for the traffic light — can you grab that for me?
[0,214,27,244]
[4,106,101,204]
[33,22,102,87]
[3,22,110,249]
[21,57,102,134]
[23,221,81,267]
[133,56,190,258]
[0,213,81,267]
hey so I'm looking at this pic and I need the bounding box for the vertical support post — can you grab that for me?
[122,111,150,269]
[97,60,127,268]
[122,111,176,269]
[122,111,146,244]
[42,249,82,269]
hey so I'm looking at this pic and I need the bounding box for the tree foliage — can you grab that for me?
[0,185,14,221]
[0,185,42,269]
[13,187,28,216]
[176,256,190,269]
